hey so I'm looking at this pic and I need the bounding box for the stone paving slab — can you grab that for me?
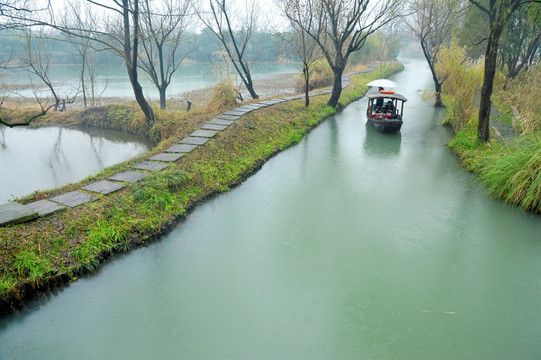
[217,114,240,121]
[165,144,197,153]
[224,109,251,116]
[51,191,97,208]
[149,152,185,162]
[210,119,235,126]
[0,202,39,226]
[179,136,209,145]
[82,180,125,195]
[201,123,228,131]
[26,200,66,217]
[109,171,149,183]
[238,104,265,110]
[190,129,218,138]
[133,161,169,172]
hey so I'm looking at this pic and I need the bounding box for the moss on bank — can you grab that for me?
[0,62,403,314]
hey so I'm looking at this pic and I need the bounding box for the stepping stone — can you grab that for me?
[190,129,217,138]
[224,109,251,116]
[51,191,97,208]
[179,136,209,145]
[210,119,235,126]
[165,144,197,153]
[133,161,169,172]
[0,202,39,226]
[109,171,149,183]
[217,114,240,121]
[82,180,125,195]
[26,200,66,217]
[201,123,228,131]
[238,104,264,110]
[149,153,185,162]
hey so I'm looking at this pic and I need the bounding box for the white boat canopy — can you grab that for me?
[366,79,399,88]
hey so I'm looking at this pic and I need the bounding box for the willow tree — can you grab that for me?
[284,0,401,108]
[277,0,321,107]
[139,0,194,109]
[198,0,260,100]
[405,0,466,107]
[469,0,541,142]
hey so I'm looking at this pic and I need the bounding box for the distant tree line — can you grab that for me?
[0,0,402,128]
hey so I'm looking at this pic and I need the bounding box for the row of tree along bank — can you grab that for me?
[0,62,403,316]
[0,0,402,126]
[433,44,541,214]
[405,0,541,214]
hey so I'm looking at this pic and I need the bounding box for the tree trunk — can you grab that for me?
[434,81,443,107]
[243,68,259,100]
[159,86,166,110]
[123,0,155,127]
[327,67,344,108]
[303,64,310,107]
[477,20,505,142]
[128,64,155,124]
[420,41,443,107]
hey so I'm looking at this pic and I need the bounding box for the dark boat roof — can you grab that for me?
[367,92,408,102]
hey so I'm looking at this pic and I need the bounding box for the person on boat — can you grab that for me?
[375,88,384,112]
[385,100,395,117]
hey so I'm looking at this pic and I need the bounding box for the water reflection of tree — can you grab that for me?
[48,128,70,184]
[0,125,6,150]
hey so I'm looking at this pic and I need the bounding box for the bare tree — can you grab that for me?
[285,0,401,108]
[18,28,63,111]
[60,1,97,108]
[469,0,541,142]
[198,0,260,100]
[405,0,466,107]
[276,0,321,106]
[139,0,194,109]
[42,0,156,127]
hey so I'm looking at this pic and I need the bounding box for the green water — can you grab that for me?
[1,58,540,359]
[0,126,153,203]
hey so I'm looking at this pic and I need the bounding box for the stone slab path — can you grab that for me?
[0,64,378,226]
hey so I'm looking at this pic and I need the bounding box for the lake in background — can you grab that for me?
[0,62,300,100]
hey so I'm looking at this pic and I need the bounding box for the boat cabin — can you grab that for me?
[365,92,408,133]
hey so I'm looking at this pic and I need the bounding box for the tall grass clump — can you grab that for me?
[436,44,482,131]
[295,59,334,92]
[206,75,237,112]
[498,64,541,134]
[476,136,541,212]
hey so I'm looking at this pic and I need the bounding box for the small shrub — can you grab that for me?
[206,76,237,112]
[436,44,483,130]
[295,59,334,92]
[498,64,541,134]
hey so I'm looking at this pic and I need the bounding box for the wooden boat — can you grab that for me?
[366,92,408,133]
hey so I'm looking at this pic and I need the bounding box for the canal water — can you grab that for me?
[0,126,153,204]
[1,58,541,359]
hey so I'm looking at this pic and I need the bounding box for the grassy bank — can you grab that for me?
[440,50,541,214]
[449,129,541,213]
[0,62,403,314]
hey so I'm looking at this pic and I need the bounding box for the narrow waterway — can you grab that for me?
[0,126,153,203]
[1,58,541,359]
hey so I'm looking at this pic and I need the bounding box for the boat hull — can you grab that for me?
[366,117,403,133]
